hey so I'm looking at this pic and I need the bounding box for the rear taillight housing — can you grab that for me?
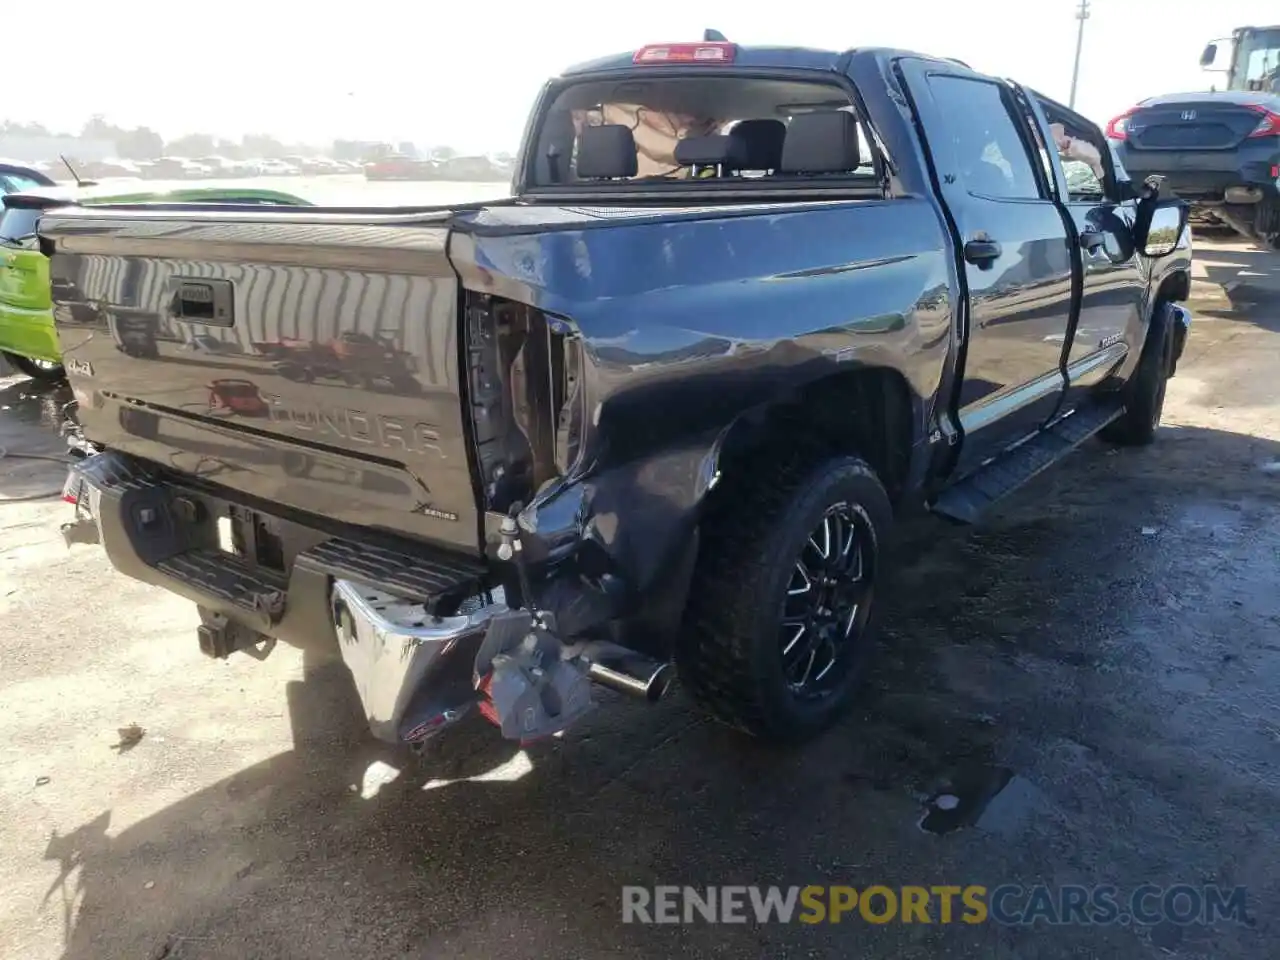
[1104,108,1137,141]
[1247,104,1280,138]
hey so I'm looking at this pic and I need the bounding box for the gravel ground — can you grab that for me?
[0,238,1277,960]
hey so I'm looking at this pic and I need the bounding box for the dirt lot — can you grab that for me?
[1,238,1277,960]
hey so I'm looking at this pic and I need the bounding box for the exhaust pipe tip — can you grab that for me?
[586,652,675,702]
[640,661,675,702]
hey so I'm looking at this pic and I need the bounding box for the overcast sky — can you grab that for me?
[8,0,1276,150]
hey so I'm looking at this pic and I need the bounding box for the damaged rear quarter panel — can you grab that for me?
[449,200,956,600]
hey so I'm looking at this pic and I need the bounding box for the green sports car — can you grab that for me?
[0,181,310,381]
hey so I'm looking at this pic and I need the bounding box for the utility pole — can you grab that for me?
[1069,0,1091,109]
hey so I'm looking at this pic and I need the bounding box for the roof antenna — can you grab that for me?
[703,29,728,42]
[59,154,96,188]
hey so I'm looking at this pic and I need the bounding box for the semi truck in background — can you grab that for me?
[1198,25,1280,93]
[1107,24,1280,247]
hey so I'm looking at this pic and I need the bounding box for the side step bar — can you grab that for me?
[931,399,1124,525]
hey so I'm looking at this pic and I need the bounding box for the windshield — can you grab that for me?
[528,75,875,188]
[1235,28,1280,91]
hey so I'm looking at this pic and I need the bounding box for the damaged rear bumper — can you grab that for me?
[63,449,674,746]
[331,580,506,742]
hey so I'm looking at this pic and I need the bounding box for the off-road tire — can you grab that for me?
[1099,303,1174,447]
[3,352,65,383]
[678,455,893,743]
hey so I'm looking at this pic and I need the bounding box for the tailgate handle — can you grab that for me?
[170,278,234,326]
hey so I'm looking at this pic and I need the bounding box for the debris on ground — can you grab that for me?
[112,724,145,753]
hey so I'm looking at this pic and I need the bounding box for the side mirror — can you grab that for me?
[1136,200,1188,257]
[1200,42,1218,68]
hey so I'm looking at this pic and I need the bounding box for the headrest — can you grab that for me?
[779,112,863,174]
[674,134,748,168]
[576,124,638,179]
[728,119,787,170]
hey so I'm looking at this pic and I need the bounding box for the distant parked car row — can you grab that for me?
[7,153,513,183]
[7,156,368,182]
[363,154,514,182]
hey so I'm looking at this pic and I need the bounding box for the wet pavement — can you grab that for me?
[0,239,1278,959]
[0,368,75,504]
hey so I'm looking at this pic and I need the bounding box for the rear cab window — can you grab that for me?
[528,74,879,192]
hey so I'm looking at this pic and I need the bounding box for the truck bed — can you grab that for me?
[41,186,944,564]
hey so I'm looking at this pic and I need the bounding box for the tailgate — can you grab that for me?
[40,208,483,555]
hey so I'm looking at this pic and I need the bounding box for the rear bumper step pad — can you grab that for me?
[67,449,488,646]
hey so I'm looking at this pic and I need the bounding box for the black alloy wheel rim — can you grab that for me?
[779,502,875,698]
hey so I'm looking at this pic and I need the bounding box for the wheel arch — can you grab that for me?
[1153,267,1191,308]
[705,365,921,512]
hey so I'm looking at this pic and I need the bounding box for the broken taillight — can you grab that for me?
[61,472,81,505]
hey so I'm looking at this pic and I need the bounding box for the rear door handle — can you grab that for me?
[963,237,1002,267]
[1079,230,1106,252]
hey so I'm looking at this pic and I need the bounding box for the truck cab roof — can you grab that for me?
[562,44,850,77]
[559,43,976,85]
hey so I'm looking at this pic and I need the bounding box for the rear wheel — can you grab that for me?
[3,352,65,383]
[1099,304,1174,447]
[678,455,892,743]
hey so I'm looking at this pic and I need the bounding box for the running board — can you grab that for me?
[931,400,1125,525]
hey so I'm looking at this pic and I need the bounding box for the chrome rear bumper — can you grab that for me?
[61,448,674,748]
[331,580,507,742]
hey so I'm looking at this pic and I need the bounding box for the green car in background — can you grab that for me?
[0,182,310,381]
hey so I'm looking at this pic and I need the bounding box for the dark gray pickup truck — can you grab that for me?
[45,38,1192,749]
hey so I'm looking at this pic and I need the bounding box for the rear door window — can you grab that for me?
[924,75,1044,200]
